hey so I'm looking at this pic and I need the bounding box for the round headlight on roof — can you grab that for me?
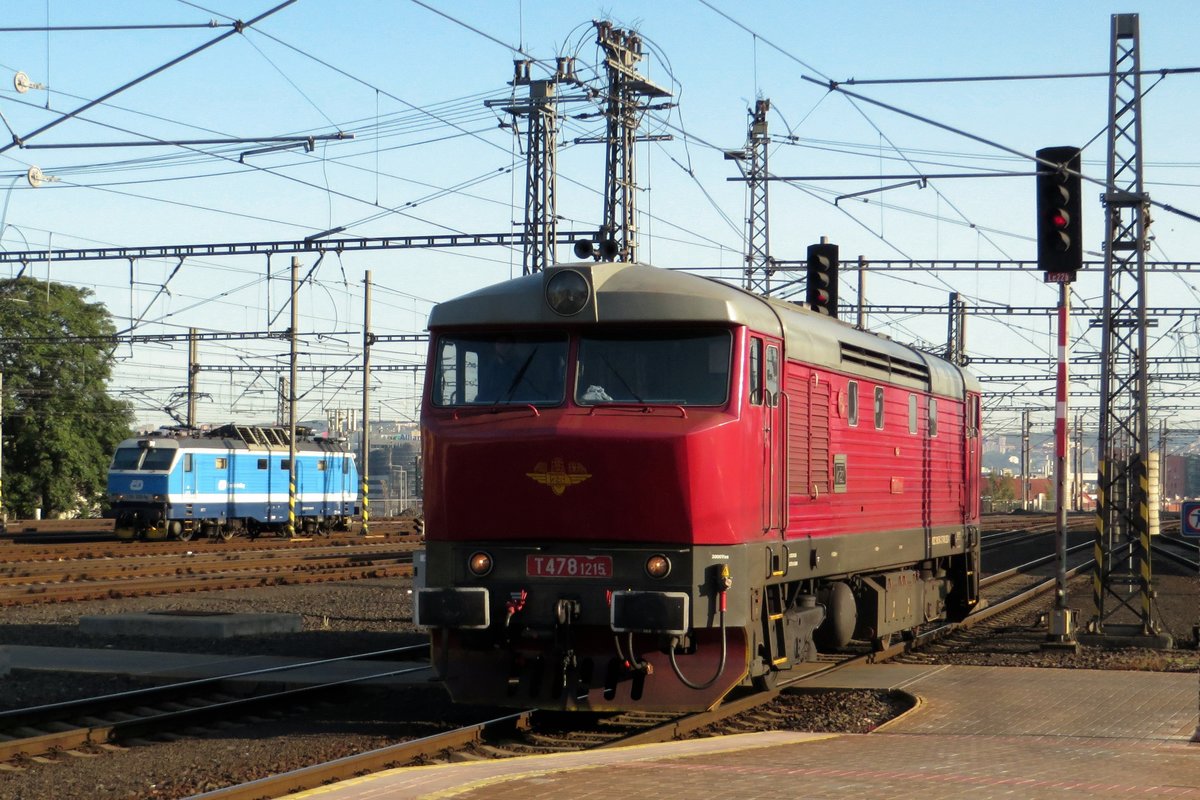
[545,269,590,316]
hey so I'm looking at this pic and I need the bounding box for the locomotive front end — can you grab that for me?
[416,263,776,711]
[107,437,178,540]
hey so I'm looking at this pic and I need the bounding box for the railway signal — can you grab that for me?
[1035,146,1083,283]
[806,241,839,317]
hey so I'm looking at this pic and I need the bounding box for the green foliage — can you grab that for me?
[983,473,1015,504]
[0,277,134,517]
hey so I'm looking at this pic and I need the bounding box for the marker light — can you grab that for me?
[545,269,590,316]
[468,551,494,576]
[645,554,671,579]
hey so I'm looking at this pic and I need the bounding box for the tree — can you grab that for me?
[0,277,134,518]
[982,472,1015,511]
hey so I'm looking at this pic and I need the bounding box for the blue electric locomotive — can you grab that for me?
[106,424,359,540]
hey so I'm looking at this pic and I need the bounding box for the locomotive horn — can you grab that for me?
[573,239,595,259]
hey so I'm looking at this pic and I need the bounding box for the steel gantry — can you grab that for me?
[729,99,773,295]
[591,20,672,263]
[487,58,586,274]
[1087,13,1170,647]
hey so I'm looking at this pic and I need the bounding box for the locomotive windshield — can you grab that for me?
[432,332,568,406]
[112,447,142,470]
[431,328,731,407]
[575,327,730,406]
[111,445,177,471]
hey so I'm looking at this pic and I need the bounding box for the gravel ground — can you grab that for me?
[0,567,1196,799]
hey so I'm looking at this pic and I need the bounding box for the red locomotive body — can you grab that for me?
[416,262,981,712]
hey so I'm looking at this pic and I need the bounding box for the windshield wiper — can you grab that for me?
[501,346,539,403]
[601,355,644,403]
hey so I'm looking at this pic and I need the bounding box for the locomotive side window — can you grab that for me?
[847,381,859,426]
[765,345,780,407]
[317,460,327,472]
[184,453,194,473]
[749,338,763,406]
[432,332,567,406]
[908,394,918,434]
[929,397,939,437]
[257,458,268,470]
[576,327,731,406]
[215,457,228,469]
[873,386,885,430]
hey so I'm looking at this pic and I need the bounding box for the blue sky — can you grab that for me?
[0,1,1197,440]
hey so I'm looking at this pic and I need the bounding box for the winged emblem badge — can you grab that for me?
[527,458,591,495]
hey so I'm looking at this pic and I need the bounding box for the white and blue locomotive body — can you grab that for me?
[107,424,359,540]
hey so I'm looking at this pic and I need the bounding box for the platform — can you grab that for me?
[285,663,1200,799]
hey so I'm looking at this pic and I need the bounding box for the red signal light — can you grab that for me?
[1051,212,1069,229]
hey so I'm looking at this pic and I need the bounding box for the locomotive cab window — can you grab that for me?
[576,327,731,406]
[112,447,141,470]
[873,386,885,430]
[432,332,567,406]
[141,448,176,471]
[847,381,859,426]
[184,453,194,473]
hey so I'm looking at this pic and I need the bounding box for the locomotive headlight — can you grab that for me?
[468,551,494,577]
[545,269,590,316]
[644,554,672,579]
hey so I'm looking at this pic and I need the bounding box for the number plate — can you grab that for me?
[526,554,613,578]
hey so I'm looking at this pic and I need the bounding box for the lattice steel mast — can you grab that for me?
[488,58,581,274]
[1089,13,1170,646]
[593,21,671,262]
[743,100,772,294]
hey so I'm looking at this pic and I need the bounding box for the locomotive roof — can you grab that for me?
[117,425,353,454]
[429,261,980,399]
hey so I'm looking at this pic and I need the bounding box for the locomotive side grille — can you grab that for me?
[786,372,810,497]
[786,371,830,498]
[809,379,830,496]
[839,342,929,383]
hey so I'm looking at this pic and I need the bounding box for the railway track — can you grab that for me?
[0,517,421,543]
[3,515,1187,796]
[185,538,1116,800]
[0,646,432,766]
[0,541,419,606]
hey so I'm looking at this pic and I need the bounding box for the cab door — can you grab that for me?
[964,392,981,520]
[751,336,785,535]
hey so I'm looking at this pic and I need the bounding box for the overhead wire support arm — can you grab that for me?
[835,178,925,206]
[0,230,595,264]
[23,133,353,150]
[0,0,299,153]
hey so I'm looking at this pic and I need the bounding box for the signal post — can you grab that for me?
[1037,147,1081,651]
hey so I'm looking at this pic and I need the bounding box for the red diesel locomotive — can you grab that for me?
[415,261,981,712]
